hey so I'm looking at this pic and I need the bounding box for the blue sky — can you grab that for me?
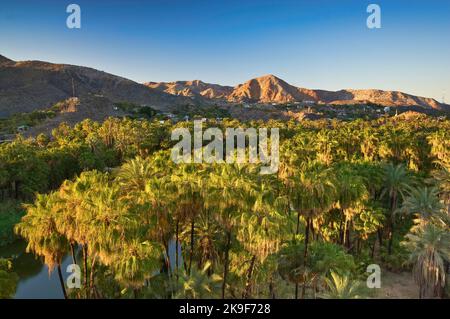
[1,0,449,101]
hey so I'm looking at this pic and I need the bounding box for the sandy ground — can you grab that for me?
[376,270,419,299]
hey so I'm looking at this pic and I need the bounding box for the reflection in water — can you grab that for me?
[0,239,183,299]
[0,240,71,299]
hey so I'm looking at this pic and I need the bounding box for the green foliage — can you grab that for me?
[1,114,449,299]
[319,271,367,299]
[0,258,19,298]
[0,110,56,134]
[308,242,356,276]
[0,200,25,246]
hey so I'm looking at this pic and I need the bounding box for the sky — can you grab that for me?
[0,0,449,101]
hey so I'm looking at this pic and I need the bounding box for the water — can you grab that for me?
[0,240,71,299]
[0,239,183,299]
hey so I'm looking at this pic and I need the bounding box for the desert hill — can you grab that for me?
[1,54,448,122]
[148,74,447,111]
[0,55,191,118]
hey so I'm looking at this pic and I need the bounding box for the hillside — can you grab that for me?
[148,74,447,111]
[1,54,448,123]
[145,80,233,100]
[0,55,191,118]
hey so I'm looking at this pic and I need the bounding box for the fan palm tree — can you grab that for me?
[174,262,222,299]
[332,164,369,249]
[15,193,69,299]
[206,164,254,298]
[381,163,413,254]
[117,157,152,189]
[319,271,365,299]
[401,187,446,226]
[432,168,450,209]
[284,162,336,298]
[238,177,285,298]
[403,223,450,298]
[57,170,110,292]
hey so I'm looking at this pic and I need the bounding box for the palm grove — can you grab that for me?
[0,113,449,299]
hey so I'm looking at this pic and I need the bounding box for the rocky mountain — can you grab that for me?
[0,55,191,118]
[228,75,445,110]
[147,74,447,111]
[145,80,233,99]
[313,88,443,109]
[1,54,447,121]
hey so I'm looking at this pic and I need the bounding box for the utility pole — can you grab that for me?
[71,77,76,98]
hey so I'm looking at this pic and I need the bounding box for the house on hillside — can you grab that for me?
[17,125,29,133]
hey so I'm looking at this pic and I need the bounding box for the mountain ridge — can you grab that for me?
[148,74,446,110]
[0,55,193,118]
[0,54,448,120]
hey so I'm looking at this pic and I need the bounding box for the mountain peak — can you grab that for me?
[256,74,281,80]
[0,54,13,64]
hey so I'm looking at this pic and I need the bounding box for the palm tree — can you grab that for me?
[206,164,254,298]
[285,162,336,298]
[15,193,69,299]
[57,170,110,293]
[332,164,368,249]
[116,156,155,193]
[401,187,446,226]
[238,176,285,298]
[381,163,412,254]
[171,165,204,275]
[403,223,450,298]
[319,271,365,299]
[174,262,222,299]
[432,168,450,209]
[0,259,19,299]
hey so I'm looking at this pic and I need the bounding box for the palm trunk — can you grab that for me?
[70,242,77,265]
[345,220,351,250]
[377,228,383,246]
[175,220,179,281]
[242,255,256,299]
[269,276,275,299]
[222,230,232,299]
[388,228,394,255]
[294,210,302,297]
[83,244,89,298]
[301,217,311,299]
[57,264,68,299]
[388,193,397,255]
[89,255,97,294]
[164,241,171,276]
[188,219,195,275]
[370,241,376,258]
[304,217,311,260]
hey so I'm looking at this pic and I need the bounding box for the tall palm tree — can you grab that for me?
[332,164,368,249]
[381,163,413,254]
[401,187,446,226]
[206,164,253,298]
[403,223,450,298]
[15,193,69,299]
[285,162,336,298]
[171,165,204,275]
[57,170,110,293]
[238,176,285,299]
